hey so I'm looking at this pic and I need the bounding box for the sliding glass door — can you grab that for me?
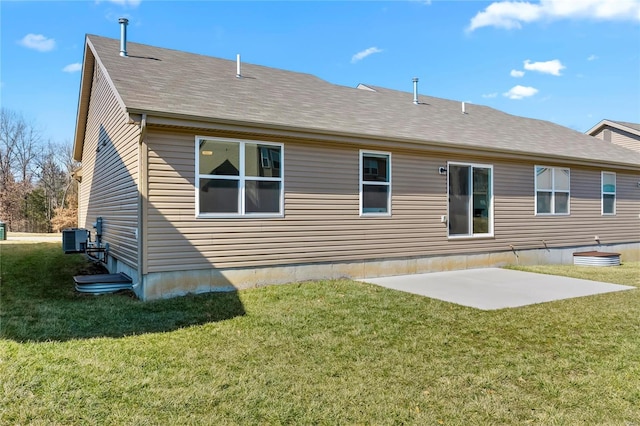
[448,163,493,237]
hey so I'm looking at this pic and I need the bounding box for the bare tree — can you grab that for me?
[0,108,40,230]
[0,108,42,230]
[0,108,75,232]
[59,141,81,206]
[14,119,40,184]
[50,142,80,231]
[0,108,19,190]
[34,142,67,230]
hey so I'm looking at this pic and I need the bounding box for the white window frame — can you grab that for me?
[534,166,570,216]
[601,171,616,216]
[447,162,494,239]
[359,150,392,217]
[195,136,284,218]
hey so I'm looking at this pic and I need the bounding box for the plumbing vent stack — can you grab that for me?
[236,54,241,78]
[462,102,466,114]
[412,77,419,105]
[119,17,129,57]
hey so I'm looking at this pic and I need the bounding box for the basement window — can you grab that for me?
[360,150,391,216]
[535,166,570,215]
[196,137,283,217]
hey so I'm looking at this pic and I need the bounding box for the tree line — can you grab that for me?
[0,108,79,233]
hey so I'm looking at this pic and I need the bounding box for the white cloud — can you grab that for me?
[351,47,383,63]
[543,0,640,19]
[482,93,498,98]
[524,59,565,76]
[467,0,640,32]
[510,69,525,77]
[19,34,56,52]
[98,0,141,6]
[62,63,82,73]
[467,1,543,31]
[587,54,598,61]
[503,85,539,99]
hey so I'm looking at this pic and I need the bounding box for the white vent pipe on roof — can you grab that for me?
[119,17,129,57]
[462,101,466,114]
[412,77,419,105]
[236,54,241,78]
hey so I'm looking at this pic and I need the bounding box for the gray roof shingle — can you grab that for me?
[86,35,640,167]
[611,121,640,133]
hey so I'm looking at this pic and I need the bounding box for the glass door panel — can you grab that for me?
[449,165,470,236]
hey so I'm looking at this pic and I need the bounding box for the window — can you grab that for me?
[535,166,570,215]
[602,172,616,215]
[360,151,391,215]
[448,163,493,237]
[196,137,283,217]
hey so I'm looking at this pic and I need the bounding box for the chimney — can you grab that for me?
[119,17,129,57]
[412,77,419,105]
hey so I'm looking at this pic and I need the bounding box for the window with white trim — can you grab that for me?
[535,166,570,215]
[601,172,616,215]
[360,150,391,215]
[448,162,493,237]
[196,137,283,217]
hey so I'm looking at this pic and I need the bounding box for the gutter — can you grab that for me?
[128,109,640,172]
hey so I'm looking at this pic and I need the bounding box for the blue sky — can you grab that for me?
[1,0,639,144]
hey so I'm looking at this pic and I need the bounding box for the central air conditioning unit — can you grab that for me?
[62,228,89,253]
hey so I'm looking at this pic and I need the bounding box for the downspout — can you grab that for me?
[136,113,147,297]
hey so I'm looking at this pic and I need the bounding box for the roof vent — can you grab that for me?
[356,83,376,92]
[462,102,466,114]
[118,17,129,57]
[236,54,241,78]
[412,77,419,105]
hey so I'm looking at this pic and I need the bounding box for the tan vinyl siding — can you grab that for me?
[492,164,639,247]
[77,63,140,268]
[592,127,640,153]
[145,129,640,273]
[610,128,640,153]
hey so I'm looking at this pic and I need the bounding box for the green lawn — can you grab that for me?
[1,244,639,424]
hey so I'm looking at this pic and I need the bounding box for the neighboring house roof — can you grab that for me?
[74,35,640,168]
[586,119,640,138]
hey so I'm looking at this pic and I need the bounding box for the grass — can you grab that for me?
[508,262,640,286]
[1,244,639,424]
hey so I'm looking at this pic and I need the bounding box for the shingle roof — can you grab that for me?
[84,35,640,167]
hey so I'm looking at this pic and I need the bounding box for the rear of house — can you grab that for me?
[74,34,640,300]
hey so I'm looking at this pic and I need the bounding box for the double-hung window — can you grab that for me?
[535,166,570,215]
[448,163,493,237]
[360,150,391,215]
[196,137,283,217]
[602,172,616,215]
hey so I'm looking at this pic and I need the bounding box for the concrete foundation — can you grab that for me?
[134,242,640,300]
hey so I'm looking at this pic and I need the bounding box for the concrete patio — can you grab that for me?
[359,267,635,310]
